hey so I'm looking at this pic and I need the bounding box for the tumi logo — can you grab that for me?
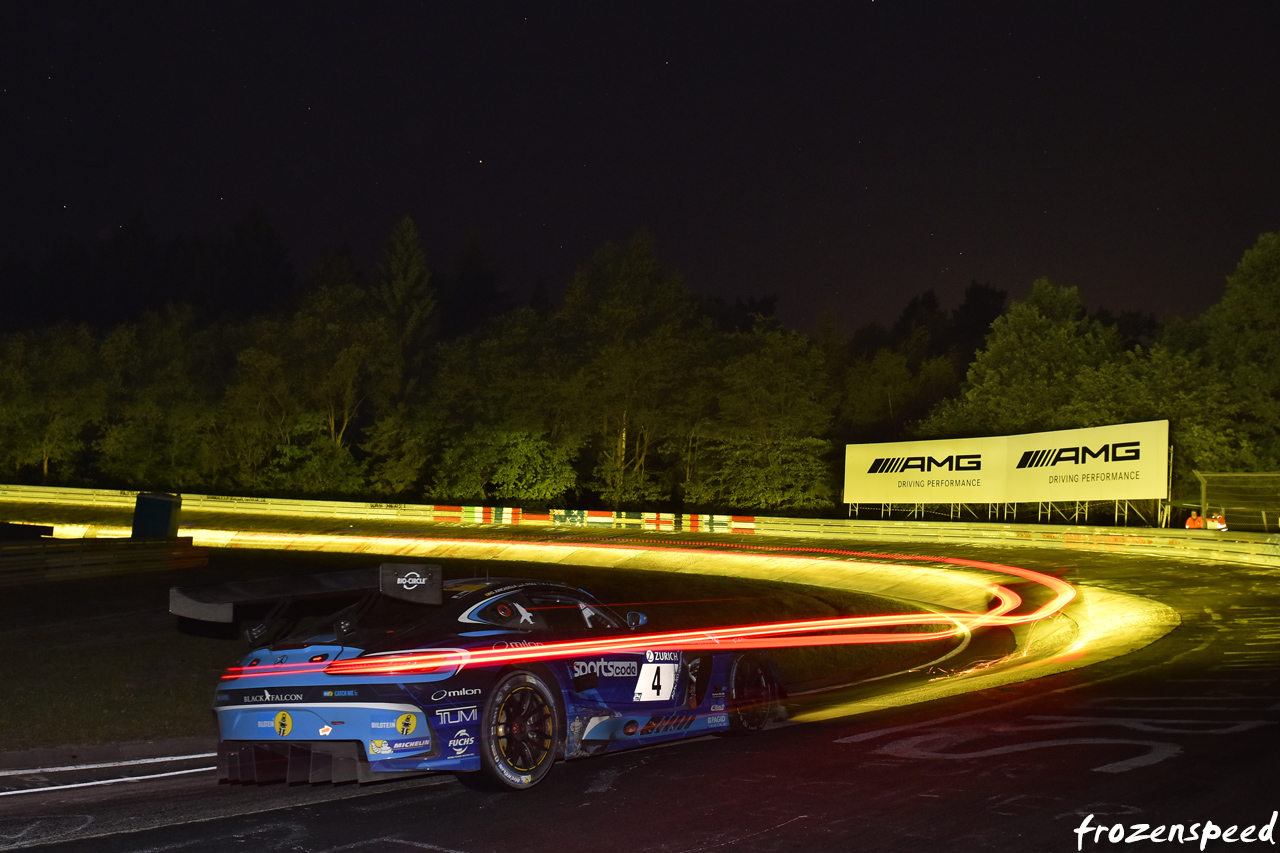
[1016,441,1139,469]
[868,454,981,474]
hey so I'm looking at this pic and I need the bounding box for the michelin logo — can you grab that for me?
[389,737,431,752]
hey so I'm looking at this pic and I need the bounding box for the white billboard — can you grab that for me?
[843,420,1169,504]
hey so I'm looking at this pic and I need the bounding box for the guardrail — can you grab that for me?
[2,483,1278,569]
[0,538,208,587]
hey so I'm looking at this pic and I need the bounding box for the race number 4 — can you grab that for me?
[633,663,678,702]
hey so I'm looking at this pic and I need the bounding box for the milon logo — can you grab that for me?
[1016,441,1139,469]
[867,454,981,474]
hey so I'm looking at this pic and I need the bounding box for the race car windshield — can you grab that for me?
[279,592,452,648]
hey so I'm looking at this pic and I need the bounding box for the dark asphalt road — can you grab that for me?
[2,542,1277,853]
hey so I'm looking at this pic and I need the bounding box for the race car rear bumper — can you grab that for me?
[219,740,406,785]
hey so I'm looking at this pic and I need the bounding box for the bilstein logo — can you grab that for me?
[274,711,292,736]
[396,714,417,735]
[398,571,429,589]
[1016,441,1139,469]
[867,454,981,474]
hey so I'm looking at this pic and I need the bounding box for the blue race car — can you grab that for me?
[170,563,777,790]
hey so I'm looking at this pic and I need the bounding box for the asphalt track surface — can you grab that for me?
[3,537,1279,852]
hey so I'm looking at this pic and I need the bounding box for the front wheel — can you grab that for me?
[477,670,560,790]
[726,653,775,734]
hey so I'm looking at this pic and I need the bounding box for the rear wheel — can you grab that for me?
[477,670,560,790]
[726,654,775,734]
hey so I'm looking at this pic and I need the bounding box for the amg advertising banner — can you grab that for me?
[843,420,1169,504]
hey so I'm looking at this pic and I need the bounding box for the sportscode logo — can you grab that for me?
[573,659,639,678]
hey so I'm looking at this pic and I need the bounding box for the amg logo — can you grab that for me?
[867,454,981,474]
[1016,441,1140,469]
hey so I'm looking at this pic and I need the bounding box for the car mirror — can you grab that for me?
[626,611,647,629]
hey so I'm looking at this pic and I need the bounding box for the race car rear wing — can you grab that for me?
[169,562,443,622]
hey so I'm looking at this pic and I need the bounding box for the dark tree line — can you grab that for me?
[2,214,1277,512]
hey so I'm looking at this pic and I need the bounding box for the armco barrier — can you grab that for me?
[1,483,1277,569]
[0,537,208,586]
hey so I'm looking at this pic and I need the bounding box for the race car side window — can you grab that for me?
[527,593,621,631]
[466,592,547,631]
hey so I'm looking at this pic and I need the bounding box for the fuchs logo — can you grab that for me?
[432,687,481,701]
[867,454,981,474]
[449,729,476,755]
[398,571,429,589]
[573,660,638,678]
[1016,441,1139,469]
[245,689,304,703]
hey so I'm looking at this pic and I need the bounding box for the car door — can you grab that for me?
[525,590,685,713]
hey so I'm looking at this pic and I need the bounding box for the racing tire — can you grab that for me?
[476,669,561,791]
[725,653,775,735]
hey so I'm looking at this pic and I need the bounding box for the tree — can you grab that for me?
[1204,231,1280,467]
[0,326,105,483]
[288,283,388,449]
[919,278,1124,437]
[842,326,958,442]
[1060,345,1252,497]
[435,240,511,340]
[372,216,436,406]
[556,233,704,508]
[422,309,583,504]
[688,325,835,510]
[93,307,221,490]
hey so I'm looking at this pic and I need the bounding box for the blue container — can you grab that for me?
[132,492,182,539]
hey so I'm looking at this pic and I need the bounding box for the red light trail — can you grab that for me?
[221,544,1075,682]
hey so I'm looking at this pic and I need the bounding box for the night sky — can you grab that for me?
[3,3,1278,331]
